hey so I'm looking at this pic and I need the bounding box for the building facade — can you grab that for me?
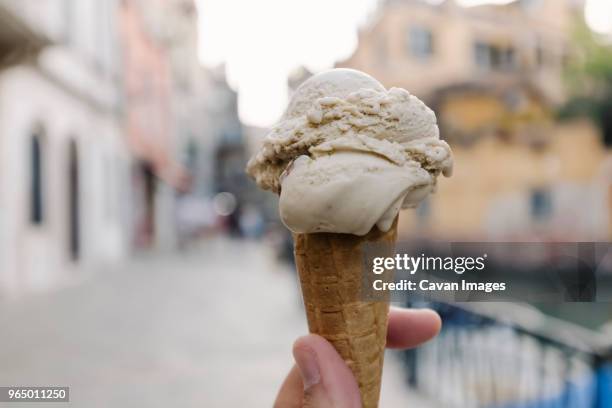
[338,0,581,104]
[0,0,213,297]
[0,0,129,296]
[338,0,610,241]
[119,0,182,250]
[120,0,236,247]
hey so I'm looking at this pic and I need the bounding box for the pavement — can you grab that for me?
[0,237,437,407]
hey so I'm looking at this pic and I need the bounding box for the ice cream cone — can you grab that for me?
[293,218,397,408]
[245,69,452,406]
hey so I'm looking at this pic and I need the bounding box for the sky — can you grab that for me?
[197,0,612,128]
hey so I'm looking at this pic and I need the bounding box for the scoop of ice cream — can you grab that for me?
[279,151,432,235]
[284,68,386,120]
[246,68,453,235]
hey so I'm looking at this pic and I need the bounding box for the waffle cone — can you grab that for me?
[293,219,397,408]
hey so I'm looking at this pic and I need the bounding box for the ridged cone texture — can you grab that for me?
[293,219,397,408]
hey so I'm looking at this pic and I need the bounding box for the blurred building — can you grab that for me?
[337,0,611,241]
[0,0,217,296]
[338,0,581,104]
[156,0,220,242]
[121,0,251,241]
[119,0,193,250]
[0,0,129,296]
[208,67,255,235]
[159,1,249,240]
[202,66,244,197]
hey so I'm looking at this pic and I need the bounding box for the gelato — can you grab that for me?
[246,68,453,235]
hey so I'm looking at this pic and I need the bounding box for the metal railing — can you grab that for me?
[401,302,612,408]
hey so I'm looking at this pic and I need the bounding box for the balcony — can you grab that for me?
[0,2,48,68]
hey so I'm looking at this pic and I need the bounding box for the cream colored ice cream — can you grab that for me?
[246,68,452,235]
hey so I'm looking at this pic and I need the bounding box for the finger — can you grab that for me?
[293,334,362,408]
[386,307,441,349]
[274,365,303,408]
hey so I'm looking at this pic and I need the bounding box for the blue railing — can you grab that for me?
[401,302,612,408]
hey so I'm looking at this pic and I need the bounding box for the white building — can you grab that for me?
[0,0,130,297]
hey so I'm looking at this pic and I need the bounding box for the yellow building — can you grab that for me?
[338,0,579,104]
[337,0,611,240]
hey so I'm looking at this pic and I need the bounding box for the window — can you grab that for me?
[520,0,543,11]
[474,41,516,71]
[474,42,490,69]
[30,133,44,225]
[408,27,434,59]
[499,48,516,70]
[530,188,552,221]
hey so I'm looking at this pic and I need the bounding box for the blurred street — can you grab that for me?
[0,238,435,408]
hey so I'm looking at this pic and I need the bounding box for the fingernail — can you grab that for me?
[294,346,321,390]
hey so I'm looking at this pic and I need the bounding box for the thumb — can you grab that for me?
[293,334,362,408]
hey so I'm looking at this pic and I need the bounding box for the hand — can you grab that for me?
[274,307,441,408]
